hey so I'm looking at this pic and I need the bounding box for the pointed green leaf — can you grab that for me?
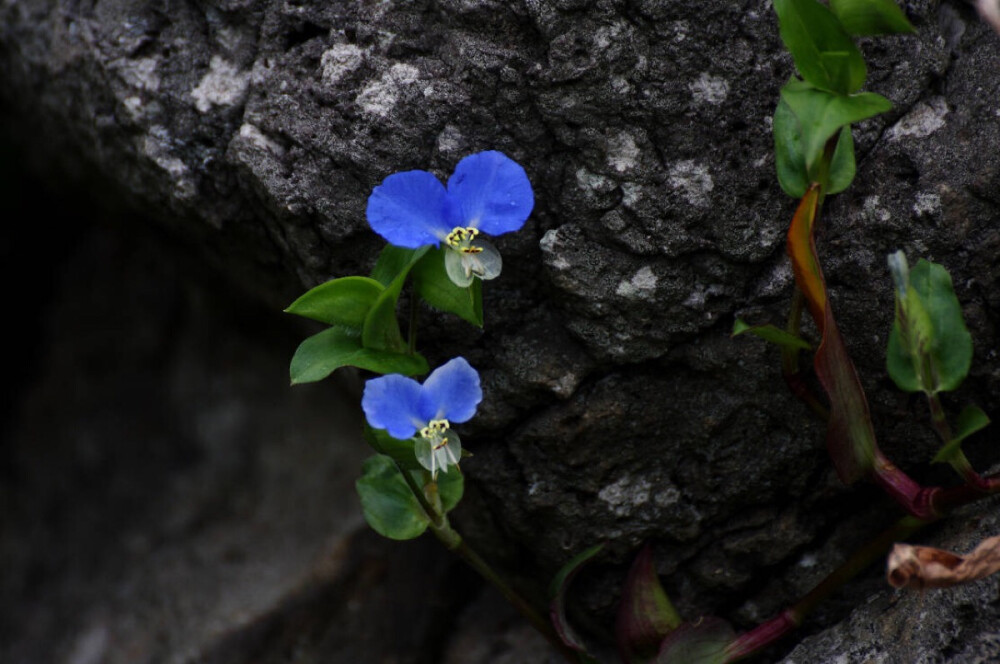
[363,247,430,352]
[616,545,682,664]
[285,276,385,327]
[774,0,867,94]
[290,327,429,384]
[830,0,915,36]
[655,619,736,664]
[827,125,856,194]
[932,405,991,464]
[412,248,485,327]
[774,98,856,197]
[356,454,430,540]
[549,543,606,654]
[732,318,813,351]
[886,258,973,394]
[781,79,892,173]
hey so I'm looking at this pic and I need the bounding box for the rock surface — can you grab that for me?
[2,0,1000,661]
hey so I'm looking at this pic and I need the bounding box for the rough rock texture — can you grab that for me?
[3,0,1000,660]
[782,493,1000,664]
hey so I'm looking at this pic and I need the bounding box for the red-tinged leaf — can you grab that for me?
[814,305,878,482]
[549,543,605,654]
[616,544,682,663]
[656,618,736,664]
[786,184,826,321]
[786,183,876,484]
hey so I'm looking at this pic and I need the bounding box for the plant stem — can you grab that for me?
[427,518,581,662]
[782,290,830,421]
[383,451,579,662]
[724,515,926,661]
[926,391,987,489]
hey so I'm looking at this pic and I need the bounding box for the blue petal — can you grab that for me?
[366,170,451,248]
[362,373,425,439]
[418,357,482,424]
[446,151,534,236]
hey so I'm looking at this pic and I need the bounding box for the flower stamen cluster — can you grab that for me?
[446,227,483,253]
[420,418,451,446]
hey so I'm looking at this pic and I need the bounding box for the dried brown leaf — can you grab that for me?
[887,535,1000,589]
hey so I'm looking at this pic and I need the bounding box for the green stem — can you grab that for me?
[373,443,579,662]
[926,391,984,488]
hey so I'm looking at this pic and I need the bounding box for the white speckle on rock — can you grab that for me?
[122,96,144,119]
[191,56,250,113]
[357,63,420,117]
[142,127,195,199]
[321,43,364,84]
[239,123,285,157]
[551,373,581,398]
[621,182,642,208]
[436,124,463,155]
[113,56,161,92]
[689,72,729,105]
[886,97,949,141]
[616,265,658,299]
[798,553,819,568]
[576,167,615,194]
[913,192,942,217]
[607,131,640,174]
[654,486,680,507]
[669,160,714,208]
[863,195,891,223]
[598,474,652,517]
[539,228,572,271]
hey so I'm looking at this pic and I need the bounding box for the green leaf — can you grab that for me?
[732,318,812,351]
[290,327,429,384]
[933,405,991,464]
[356,454,430,540]
[549,543,606,654]
[827,125,856,194]
[781,78,892,173]
[412,248,485,327]
[774,0,867,94]
[371,244,423,287]
[655,619,735,664]
[830,0,915,36]
[774,98,856,197]
[364,424,422,470]
[886,258,973,394]
[616,544,682,664]
[773,98,809,198]
[285,276,385,327]
[435,465,465,513]
[363,246,430,352]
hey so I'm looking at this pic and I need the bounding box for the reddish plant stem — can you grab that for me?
[724,516,926,662]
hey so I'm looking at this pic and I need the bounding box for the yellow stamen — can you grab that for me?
[446,227,484,254]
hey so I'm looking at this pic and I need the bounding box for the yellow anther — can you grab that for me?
[446,227,484,253]
[420,419,450,439]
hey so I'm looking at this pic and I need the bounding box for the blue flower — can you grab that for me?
[366,151,534,286]
[362,357,482,476]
